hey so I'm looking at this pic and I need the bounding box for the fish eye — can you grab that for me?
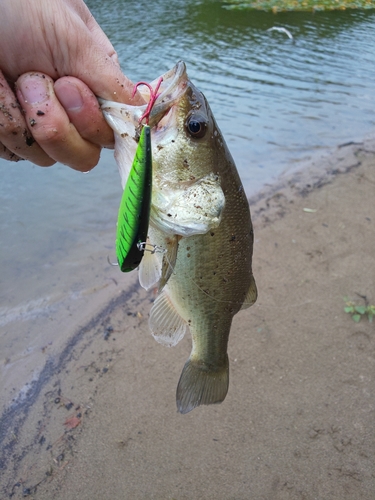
[186,116,207,139]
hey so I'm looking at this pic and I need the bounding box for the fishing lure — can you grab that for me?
[116,124,152,272]
[115,77,163,272]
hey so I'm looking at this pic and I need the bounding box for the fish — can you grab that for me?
[100,62,257,414]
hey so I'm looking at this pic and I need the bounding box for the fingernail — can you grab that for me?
[55,81,83,112]
[18,74,49,105]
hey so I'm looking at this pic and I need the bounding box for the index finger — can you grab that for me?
[0,70,54,166]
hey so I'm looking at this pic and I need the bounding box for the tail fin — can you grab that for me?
[176,357,229,414]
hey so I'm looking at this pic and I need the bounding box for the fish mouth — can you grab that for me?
[100,61,188,137]
[146,61,188,127]
[99,62,189,186]
[132,61,189,146]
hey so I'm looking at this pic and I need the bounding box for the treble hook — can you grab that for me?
[137,241,166,255]
[132,77,163,125]
[107,255,119,266]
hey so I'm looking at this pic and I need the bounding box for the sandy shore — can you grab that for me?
[1,137,374,499]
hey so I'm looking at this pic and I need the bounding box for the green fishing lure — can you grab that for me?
[116,125,152,272]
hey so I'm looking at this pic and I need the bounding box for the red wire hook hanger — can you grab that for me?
[132,77,163,125]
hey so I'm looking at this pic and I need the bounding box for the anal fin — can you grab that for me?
[149,290,188,347]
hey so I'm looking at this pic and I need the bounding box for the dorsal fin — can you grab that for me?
[149,290,188,347]
[241,275,258,310]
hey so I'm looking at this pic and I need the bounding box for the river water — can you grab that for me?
[0,0,374,408]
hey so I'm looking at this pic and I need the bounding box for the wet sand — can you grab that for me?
[1,137,374,499]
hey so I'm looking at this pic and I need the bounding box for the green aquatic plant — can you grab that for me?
[222,0,375,12]
[344,298,375,323]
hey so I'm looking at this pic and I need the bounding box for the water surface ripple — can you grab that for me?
[87,0,375,189]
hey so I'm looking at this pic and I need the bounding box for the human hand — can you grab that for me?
[0,0,144,171]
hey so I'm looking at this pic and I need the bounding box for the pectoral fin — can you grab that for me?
[241,274,258,310]
[138,239,162,291]
[139,235,180,291]
[149,290,188,347]
[159,235,180,291]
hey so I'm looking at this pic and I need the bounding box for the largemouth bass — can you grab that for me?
[101,62,257,414]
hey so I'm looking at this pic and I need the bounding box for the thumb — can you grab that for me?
[63,4,144,105]
[67,43,143,105]
[81,54,142,104]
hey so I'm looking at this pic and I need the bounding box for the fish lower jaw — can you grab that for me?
[150,213,220,237]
